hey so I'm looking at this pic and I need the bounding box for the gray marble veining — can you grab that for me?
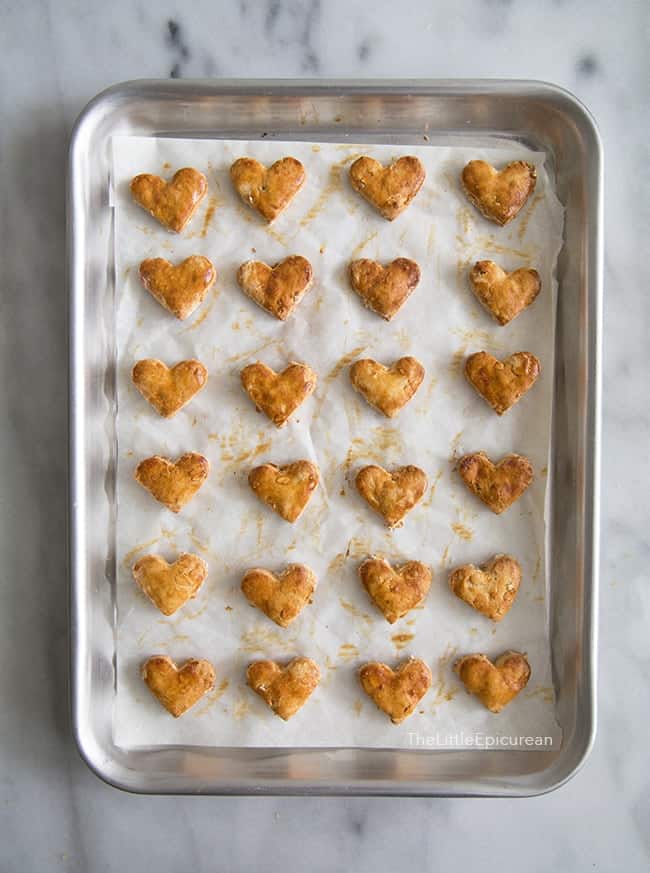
[0,0,649,870]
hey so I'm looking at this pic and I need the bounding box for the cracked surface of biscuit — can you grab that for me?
[349,156,425,220]
[248,460,319,522]
[359,658,432,723]
[465,351,540,415]
[230,156,305,221]
[449,554,521,621]
[359,557,432,624]
[454,650,531,712]
[461,160,536,225]
[133,553,208,616]
[457,451,533,514]
[350,356,424,417]
[470,260,541,325]
[132,359,208,418]
[241,361,317,427]
[130,167,207,233]
[134,452,210,513]
[247,657,320,720]
[356,464,427,527]
[139,255,216,320]
[237,255,313,320]
[241,564,316,627]
[142,655,215,717]
[349,258,420,320]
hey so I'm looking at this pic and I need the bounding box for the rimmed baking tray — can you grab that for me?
[68,79,601,796]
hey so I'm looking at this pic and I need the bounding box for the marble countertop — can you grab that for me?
[0,1,648,870]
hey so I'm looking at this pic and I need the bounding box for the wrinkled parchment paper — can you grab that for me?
[111,135,563,749]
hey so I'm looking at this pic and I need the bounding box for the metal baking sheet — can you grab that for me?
[69,79,601,795]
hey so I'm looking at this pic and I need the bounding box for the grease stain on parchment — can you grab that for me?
[339,599,373,623]
[391,633,415,651]
[517,193,545,242]
[239,625,298,654]
[300,165,342,227]
[338,643,360,661]
[430,644,459,710]
[451,522,473,541]
[122,537,160,568]
[193,678,230,717]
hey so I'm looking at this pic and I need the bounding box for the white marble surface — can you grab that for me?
[0,1,648,870]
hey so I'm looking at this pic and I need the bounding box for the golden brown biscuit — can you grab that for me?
[241,564,316,627]
[142,655,216,717]
[359,557,432,624]
[134,452,210,513]
[356,464,427,527]
[248,460,319,523]
[130,167,207,233]
[359,658,432,723]
[470,260,541,325]
[133,553,208,616]
[449,554,521,621]
[237,256,313,321]
[461,160,536,226]
[241,361,317,427]
[349,356,424,417]
[457,451,533,514]
[465,351,540,415]
[230,157,305,222]
[247,657,320,720]
[349,156,425,220]
[132,359,208,418]
[139,256,216,320]
[454,650,531,713]
[349,258,420,320]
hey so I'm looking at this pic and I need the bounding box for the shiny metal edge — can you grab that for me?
[69,79,601,796]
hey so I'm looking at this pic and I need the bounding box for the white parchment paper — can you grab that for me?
[111,135,563,749]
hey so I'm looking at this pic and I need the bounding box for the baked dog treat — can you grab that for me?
[132,359,208,418]
[248,460,319,523]
[142,655,216,717]
[237,256,313,321]
[130,167,207,233]
[241,564,316,627]
[469,260,541,325]
[349,258,420,321]
[349,156,425,220]
[465,351,540,415]
[241,361,317,427]
[359,557,432,624]
[457,451,533,514]
[356,464,427,527]
[454,650,531,713]
[247,657,320,720]
[133,553,208,616]
[134,452,210,513]
[350,356,424,417]
[139,256,216,320]
[230,156,305,222]
[461,160,536,226]
[449,554,521,621]
[359,658,432,723]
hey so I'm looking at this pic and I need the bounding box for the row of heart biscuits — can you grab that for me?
[142,649,531,722]
[131,156,537,230]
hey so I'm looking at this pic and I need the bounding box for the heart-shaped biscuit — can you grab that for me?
[359,658,432,724]
[359,557,432,624]
[454,650,531,713]
[135,452,210,513]
[130,167,207,233]
[237,256,313,321]
[349,258,420,321]
[142,655,216,717]
[458,451,533,514]
[356,464,427,527]
[132,553,208,616]
[350,356,424,418]
[132,359,208,418]
[248,460,319,523]
[461,160,537,226]
[241,361,317,428]
[449,554,521,621]
[465,351,540,415]
[139,256,216,320]
[470,260,541,325]
[247,657,320,720]
[230,156,306,222]
[349,156,425,220]
[241,564,316,627]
